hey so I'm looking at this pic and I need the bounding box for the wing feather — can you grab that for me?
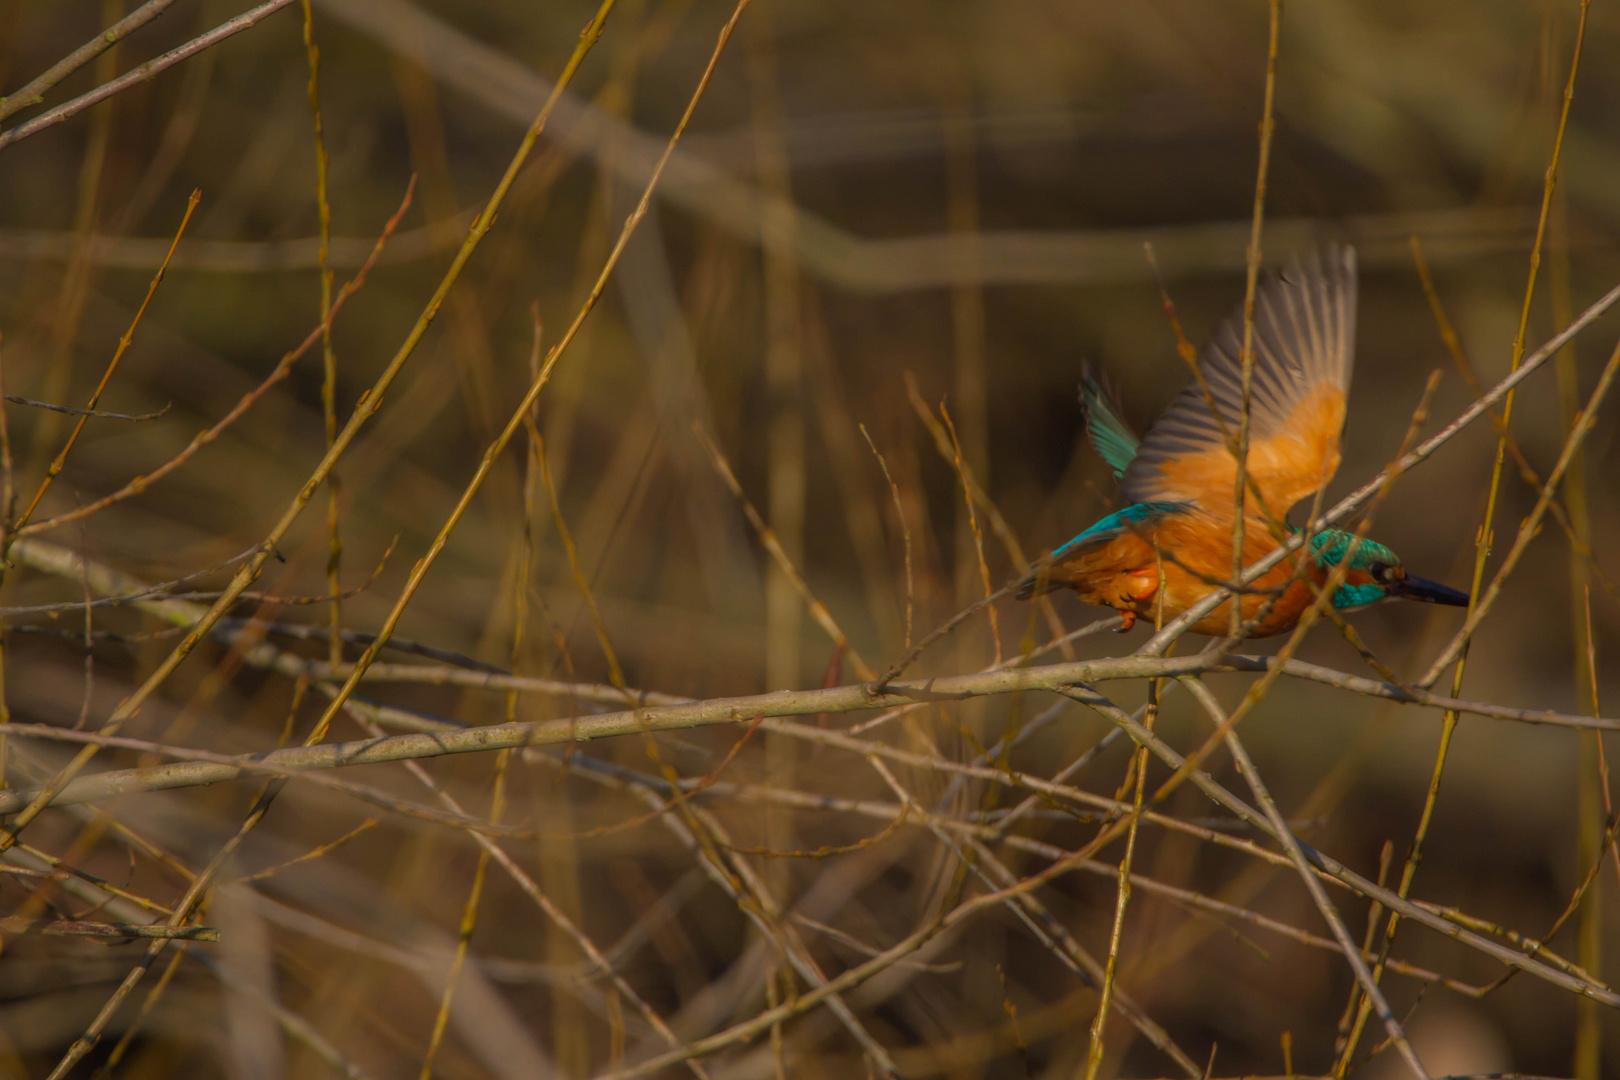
[1079,365,1140,478]
[1118,244,1357,519]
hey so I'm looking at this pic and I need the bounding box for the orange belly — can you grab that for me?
[1041,511,1325,637]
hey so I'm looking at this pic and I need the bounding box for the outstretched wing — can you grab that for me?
[1079,365,1140,478]
[1118,245,1357,520]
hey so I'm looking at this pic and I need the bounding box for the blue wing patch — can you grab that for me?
[1052,501,1188,558]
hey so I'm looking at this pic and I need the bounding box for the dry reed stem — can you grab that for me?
[419,754,500,1073]
[0,916,216,940]
[1228,0,1281,637]
[4,725,539,835]
[1584,592,1620,896]
[940,401,1001,666]
[1549,169,1605,1077]
[902,371,1031,566]
[300,0,344,671]
[749,10,808,704]
[860,424,914,650]
[1084,697,1150,1079]
[90,946,191,1079]
[2,395,167,421]
[537,430,628,690]
[0,338,15,565]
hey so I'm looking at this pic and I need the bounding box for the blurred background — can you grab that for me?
[0,0,1617,1076]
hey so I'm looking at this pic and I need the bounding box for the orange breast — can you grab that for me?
[1044,511,1331,637]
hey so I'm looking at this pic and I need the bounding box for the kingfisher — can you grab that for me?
[1017,245,1469,636]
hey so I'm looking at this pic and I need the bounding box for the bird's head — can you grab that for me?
[1308,529,1471,612]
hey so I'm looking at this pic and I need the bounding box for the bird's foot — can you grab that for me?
[1114,611,1137,633]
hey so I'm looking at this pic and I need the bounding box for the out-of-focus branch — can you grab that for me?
[313,0,1615,294]
[0,205,1569,289]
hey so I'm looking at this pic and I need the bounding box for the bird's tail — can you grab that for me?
[1015,565,1055,600]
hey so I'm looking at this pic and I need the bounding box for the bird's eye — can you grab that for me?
[1369,563,1393,584]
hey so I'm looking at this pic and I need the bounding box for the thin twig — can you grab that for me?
[698,423,877,680]
[2,396,168,421]
[1184,679,1429,1080]
[1419,332,1620,683]
[940,401,1000,666]
[0,0,301,152]
[11,190,199,539]
[860,424,912,650]
[1228,0,1281,637]
[0,0,180,123]
[18,183,415,540]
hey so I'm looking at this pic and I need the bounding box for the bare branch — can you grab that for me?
[0,0,181,123]
[0,0,302,152]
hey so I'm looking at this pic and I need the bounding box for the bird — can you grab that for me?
[1016,244,1469,636]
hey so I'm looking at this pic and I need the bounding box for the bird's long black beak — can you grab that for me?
[1390,573,1470,607]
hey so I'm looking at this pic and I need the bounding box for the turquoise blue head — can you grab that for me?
[1308,530,1471,612]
